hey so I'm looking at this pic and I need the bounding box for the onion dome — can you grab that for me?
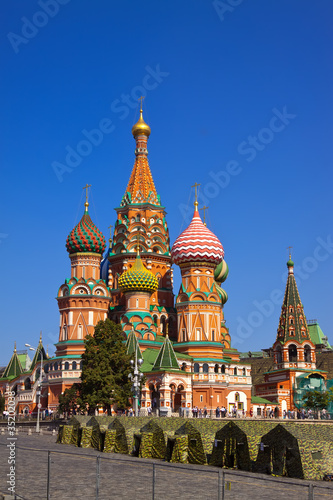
[132,106,151,138]
[171,209,224,265]
[119,252,158,293]
[214,260,229,283]
[287,258,294,268]
[66,202,106,255]
[216,284,228,305]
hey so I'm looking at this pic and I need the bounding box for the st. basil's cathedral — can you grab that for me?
[1,106,329,417]
[49,105,251,414]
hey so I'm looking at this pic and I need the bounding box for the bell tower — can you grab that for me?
[273,253,316,371]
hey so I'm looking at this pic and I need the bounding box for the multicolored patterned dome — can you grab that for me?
[214,260,229,283]
[119,253,158,293]
[66,204,106,255]
[171,209,224,265]
[216,283,228,305]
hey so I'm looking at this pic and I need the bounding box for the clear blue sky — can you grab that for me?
[1,0,332,365]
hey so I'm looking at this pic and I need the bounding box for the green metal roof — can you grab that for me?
[251,396,275,405]
[126,330,142,359]
[2,349,24,379]
[308,322,331,349]
[152,336,180,371]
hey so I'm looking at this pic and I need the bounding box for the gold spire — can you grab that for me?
[132,97,151,137]
[191,182,201,210]
[14,341,16,353]
[287,246,293,260]
[83,184,91,211]
[39,330,42,343]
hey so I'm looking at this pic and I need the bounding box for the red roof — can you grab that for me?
[171,210,224,265]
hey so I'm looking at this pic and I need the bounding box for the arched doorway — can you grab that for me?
[174,384,184,411]
[150,384,160,410]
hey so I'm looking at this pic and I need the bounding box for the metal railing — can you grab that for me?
[1,443,333,500]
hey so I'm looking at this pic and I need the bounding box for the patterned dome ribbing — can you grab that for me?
[171,209,224,265]
[119,253,158,293]
[214,260,229,283]
[66,205,106,255]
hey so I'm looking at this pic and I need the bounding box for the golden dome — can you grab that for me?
[132,108,151,138]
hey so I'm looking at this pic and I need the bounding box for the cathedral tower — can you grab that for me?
[56,190,111,358]
[105,103,176,336]
[273,255,316,370]
[171,194,231,358]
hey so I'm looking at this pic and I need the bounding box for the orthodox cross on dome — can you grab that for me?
[83,183,91,211]
[287,246,293,259]
[200,206,208,226]
[191,182,201,209]
[138,95,145,111]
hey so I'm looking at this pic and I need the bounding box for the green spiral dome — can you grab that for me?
[214,260,229,283]
[119,254,158,293]
[216,283,228,305]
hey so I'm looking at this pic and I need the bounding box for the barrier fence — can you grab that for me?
[1,443,333,500]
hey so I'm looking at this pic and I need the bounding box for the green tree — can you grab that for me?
[302,388,333,411]
[78,319,132,414]
[58,383,81,415]
[0,395,5,415]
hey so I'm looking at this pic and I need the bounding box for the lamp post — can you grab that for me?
[25,343,43,432]
[129,348,143,417]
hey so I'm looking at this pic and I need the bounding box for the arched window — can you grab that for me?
[242,367,246,376]
[72,361,77,370]
[203,363,209,373]
[233,367,237,376]
[54,362,58,371]
[153,315,158,326]
[64,362,69,370]
[161,316,166,334]
[288,344,297,362]
[235,392,240,402]
[181,362,186,371]
[80,361,83,370]
[304,345,312,362]
[44,364,49,373]
[214,364,219,373]
[24,378,31,390]
[194,363,199,373]
[221,364,225,374]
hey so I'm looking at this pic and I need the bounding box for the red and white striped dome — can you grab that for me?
[171,209,224,265]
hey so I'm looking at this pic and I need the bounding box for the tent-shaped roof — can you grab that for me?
[152,335,180,371]
[2,343,24,379]
[125,330,142,360]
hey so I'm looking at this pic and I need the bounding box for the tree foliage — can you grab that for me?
[78,319,132,414]
[0,395,5,415]
[58,383,81,414]
[302,388,333,411]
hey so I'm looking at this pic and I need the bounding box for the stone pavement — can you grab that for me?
[0,432,332,500]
